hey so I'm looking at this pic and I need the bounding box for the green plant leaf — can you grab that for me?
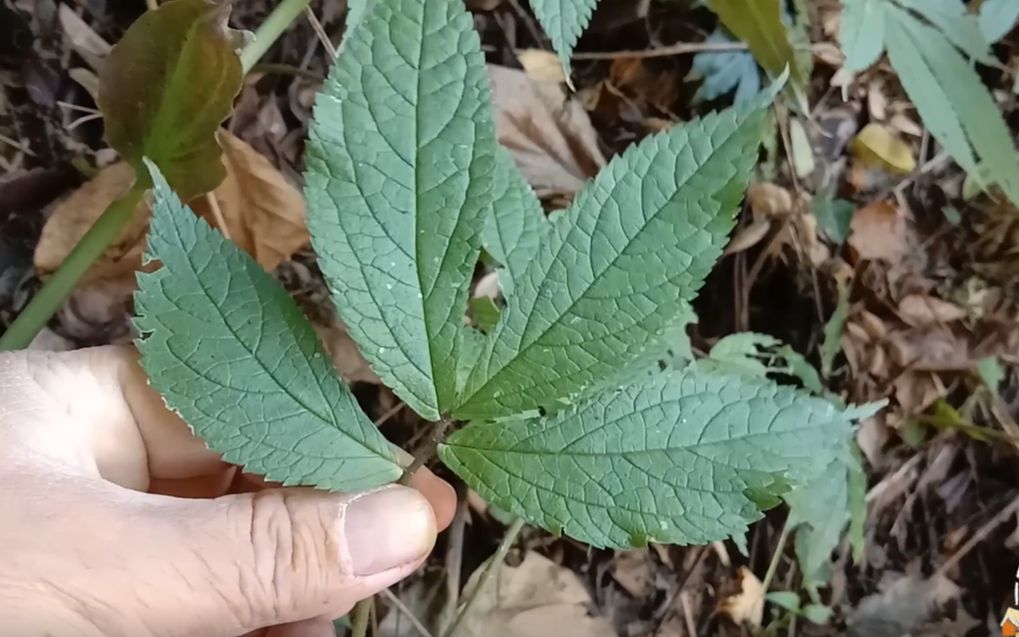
[454,84,780,420]
[820,278,849,379]
[707,0,806,92]
[979,0,1019,43]
[98,0,244,200]
[529,0,598,80]
[305,0,497,421]
[766,591,801,612]
[440,368,852,549]
[814,195,854,244]
[482,148,547,298]
[470,297,502,332]
[135,162,402,491]
[839,0,887,73]
[896,0,992,63]
[690,28,762,105]
[697,332,780,378]
[785,445,866,592]
[802,604,833,625]
[884,4,1019,207]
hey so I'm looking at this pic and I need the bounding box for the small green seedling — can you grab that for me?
[136,0,864,551]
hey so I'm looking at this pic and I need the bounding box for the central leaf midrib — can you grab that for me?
[412,0,441,414]
[176,226,391,464]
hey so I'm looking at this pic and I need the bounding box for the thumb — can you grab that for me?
[140,484,436,636]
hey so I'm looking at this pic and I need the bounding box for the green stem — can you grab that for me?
[351,597,372,637]
[0,184,147,351]
[240,0,314,73]
[442,517,526,637]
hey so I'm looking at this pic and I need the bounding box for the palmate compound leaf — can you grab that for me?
[305,0,497,421]
[439,367,853,549]
[883,4,1019,206]
[453,77,783,420]
[135,162,402,491]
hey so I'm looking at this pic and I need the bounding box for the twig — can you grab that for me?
[399,416,454,485]
[571,40,746,60]
[374,402,406,427]
[381,588,435,637]
[937,495,1019,576]
[351,597,373,637]
[0,133,36,157]
[441,493,469,632]
[760,520,791,593]
[305,6,338,61]
[442,517,526,637]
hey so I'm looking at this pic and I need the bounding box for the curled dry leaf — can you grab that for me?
[457,551,616,637]
[747,182,794,217]
[724,218,771,255]
[35,130,307,283]
[850,123,917,175]
[718,566,764,628]
[487,65,606,197]
[848,201,910,263]
[517,49,567,84]
[896,294,968,326]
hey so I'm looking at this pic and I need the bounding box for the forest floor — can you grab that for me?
[2,0,1018,635]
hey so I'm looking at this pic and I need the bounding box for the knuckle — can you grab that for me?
[244,490,343,619]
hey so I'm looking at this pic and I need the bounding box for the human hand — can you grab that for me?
[0,346,456,637]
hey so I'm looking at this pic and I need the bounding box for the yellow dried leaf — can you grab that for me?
[851,123,917,174]
[517,49,567,83]
[718,567,764,627]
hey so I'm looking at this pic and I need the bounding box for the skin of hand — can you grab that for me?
[0,346,457,637]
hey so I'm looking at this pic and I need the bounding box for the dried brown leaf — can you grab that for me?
[897,294,968,326]
[849,201,910,263]
[35,130,307,283]
[488,65,605,197]
[458,552,616,637]
[747,182,793,218]
[717,567,764,628]
[517,49,567,84]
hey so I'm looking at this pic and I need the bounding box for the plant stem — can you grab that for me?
[761,520,791,594]
[442,517,526,637]
[0,184,146,351]
[399,416,453,485]
[351,597,372,637]
[240,0,314,74]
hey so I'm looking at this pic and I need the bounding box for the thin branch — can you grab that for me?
[760,520,791,593]
[399,416,454,485]
[305,5,338,61]
[937,495,1019,576]
[442,518,526,637]
[441,492,469,631]
[381,588,435,637]
[570,40,746,61]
